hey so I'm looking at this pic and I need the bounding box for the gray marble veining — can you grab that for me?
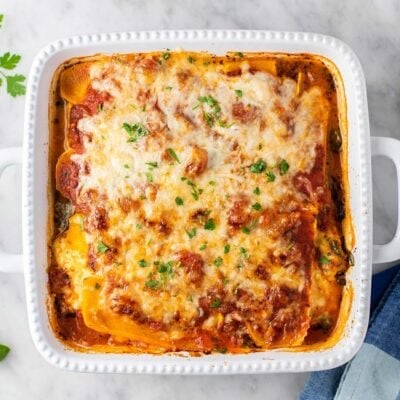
[0,1,399,399]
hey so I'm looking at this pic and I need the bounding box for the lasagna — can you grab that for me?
[48,51,352,353]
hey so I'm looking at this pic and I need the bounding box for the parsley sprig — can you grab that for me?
[0,15,26,97]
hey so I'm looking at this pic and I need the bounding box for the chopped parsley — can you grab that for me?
[94,282,101,290]
[157,261,173,275]
[145,172,153,182]
[235,51,244,57]
[185,179,203,200]
[224,244,230,254]
[97,103,103,113]
[211,298,221,308]
[145,279,159,289]
[251,202,262,211]
[279,159,290,175]
[234,89,243,97]
[253,186,261,195]
[122,122,148,142]
[241,226,250,234]
[188,55,196,63]
[165,86,173,90]
[145,161,158,169]
[204,218,216,230]
[250,159,267,173]
[199,242,207,251]
[266,170,276,182]
[194,94,231,128]
[186,227,197,239]
[162,52,170,60]
[320,255,330,265]
[203,111,214,127]
[136,223,142,230]
[97,241,109,254]
[123,164,130,169]
[175,196,184,206]
[138,259,149,268]
[167,148,180,163]
[239,247,247,256]
[208,180,216,186]
[214,256,223,267]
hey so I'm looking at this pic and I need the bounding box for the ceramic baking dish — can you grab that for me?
[0,30,400,374]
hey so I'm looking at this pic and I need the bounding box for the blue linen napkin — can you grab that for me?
[300,265,400,400]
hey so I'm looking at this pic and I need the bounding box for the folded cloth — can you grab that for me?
[300,266,400,400]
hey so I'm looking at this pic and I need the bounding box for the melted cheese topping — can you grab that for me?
[51,52,349,352]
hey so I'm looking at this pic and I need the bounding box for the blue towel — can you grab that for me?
[300,266,400,400]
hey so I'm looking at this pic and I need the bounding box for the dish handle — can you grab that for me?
[371,136,400,272]
[0,146,23,273]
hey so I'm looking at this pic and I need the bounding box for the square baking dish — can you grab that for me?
[2,30,399,373]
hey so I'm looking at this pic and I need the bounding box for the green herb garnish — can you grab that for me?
[211,298,221,308]
[234,89,243,97]
[138,259,149,268]
[0,24,26,98]
[0,344,10,361]
[185,179,203,200]
[224,244,230,254]
[186,227,197,239]
[188,55,196,64]
[241,226,250,234]
[123,122,148,142]
[162,52,170,60]
[145,161,158,168]
[175,196,184,206]
[266,170,276,182]
[145,172,153,182]
[165,86,173,91]
[199,242,207,250]
[235,52,244,57]
[320,255,330,265]
[94,282,101,290]
[167,148,180,163]
[250,159,267,173]
[97,241,109,254]
[157,261,173,275]
[253,187,261,195]
[145,279,159,289]
[279,159,290,175]
[214,256,223,267]
[251,202,262,211]
[204,218,216,230]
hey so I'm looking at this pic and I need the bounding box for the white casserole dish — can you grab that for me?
[0,30,400,374]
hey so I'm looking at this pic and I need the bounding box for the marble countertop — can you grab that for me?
[0,1,399,399]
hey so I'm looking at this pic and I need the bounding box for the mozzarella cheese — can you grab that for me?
[51,52,348,352]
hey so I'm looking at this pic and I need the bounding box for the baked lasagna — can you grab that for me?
[48,51,352,353]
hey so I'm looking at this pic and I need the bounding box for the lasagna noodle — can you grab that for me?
[50,51,348,353]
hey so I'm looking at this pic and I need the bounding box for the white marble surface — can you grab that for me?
[0,1,399,399]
